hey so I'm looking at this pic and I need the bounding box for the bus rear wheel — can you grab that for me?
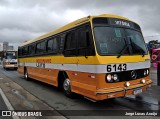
[24,69,29,81]
[63,78,75,98]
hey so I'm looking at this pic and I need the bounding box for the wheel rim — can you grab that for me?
[63,78,71,93]
[25,71,28,79]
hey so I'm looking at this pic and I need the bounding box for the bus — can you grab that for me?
[18,14,152,101]
[2,50,18,69]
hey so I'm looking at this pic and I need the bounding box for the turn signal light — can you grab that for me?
[141,79,146,84]
[125,82,130,87]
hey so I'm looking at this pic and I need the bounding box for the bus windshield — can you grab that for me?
[94,27,148,56]
[6,52,17,59]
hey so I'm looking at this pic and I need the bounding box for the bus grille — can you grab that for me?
[107,68,149,82]
[9,62,17,64]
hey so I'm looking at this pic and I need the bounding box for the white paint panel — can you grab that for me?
[19,60,150,74]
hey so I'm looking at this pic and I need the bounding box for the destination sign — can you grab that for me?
[114,20,130,27]
[93,18,141,31]
[109,18,133,28]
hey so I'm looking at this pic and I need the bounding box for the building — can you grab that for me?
[0,42,14,51]
[8,46,14,50]
[0,43,3,51]
[3,42,8,51]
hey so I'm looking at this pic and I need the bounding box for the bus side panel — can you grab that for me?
[27,66,58,86]
[66,71,97,98]
[18,66,24,76]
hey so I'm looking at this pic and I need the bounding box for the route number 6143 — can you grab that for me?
[107,64,127,72]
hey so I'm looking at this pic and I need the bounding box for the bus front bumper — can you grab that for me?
[95,80,152,100]
[4,64,18,68]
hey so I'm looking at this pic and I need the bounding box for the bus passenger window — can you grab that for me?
[65,33,71,49]
[64,32,77,56]
[36,43,41,53]
[53,38,60,51]
[79,30,88,48]
[28,45,35,55]
[65,32,76,49]
[47,37,60,53]
[41,42,46,52]
[36,41,46,54]
[18,48,22,57]
[22,46,28,56]
[47,39,54,52]
[77,26,94,56]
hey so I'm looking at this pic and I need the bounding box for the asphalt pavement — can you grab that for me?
[0,67,66,119]
[0,93,8,110]
[0,93,13,119]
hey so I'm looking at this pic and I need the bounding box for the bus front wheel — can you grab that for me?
[63,78,75,98]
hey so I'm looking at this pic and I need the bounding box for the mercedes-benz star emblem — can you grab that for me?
[131,71,137,79]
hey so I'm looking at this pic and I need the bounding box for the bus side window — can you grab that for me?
[77,25,95,56]
[18,48,22,57]
[28,44,35,55]
[22,46,28,56]
[36,43,41,54]
[64,31,77,56]
[47,37,60,54]
[47,39,54,52]
[59,34,65,53]
[36,41,46,54]
[53,37,60,52]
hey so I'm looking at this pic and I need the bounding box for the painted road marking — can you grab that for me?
[0,88,20,119]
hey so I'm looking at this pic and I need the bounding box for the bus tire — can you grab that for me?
[63,77,75,98]
[24,69,29,81]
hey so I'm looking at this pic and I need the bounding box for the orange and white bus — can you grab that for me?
[18,14,152,101]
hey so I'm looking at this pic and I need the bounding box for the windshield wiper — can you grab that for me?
[117,43,130,58]
[117,38,130,58]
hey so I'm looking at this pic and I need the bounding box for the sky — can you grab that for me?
[0,0,160,49]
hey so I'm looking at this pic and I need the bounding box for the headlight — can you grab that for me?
[146,69,149,75]
[112,74,119,82]
[144,70,147,76]
[106,74,112,82]
[144,69,149,76]
[106,74,119,82]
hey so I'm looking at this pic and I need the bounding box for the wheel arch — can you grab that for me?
[24,66,27,75]
[57,71,69,89]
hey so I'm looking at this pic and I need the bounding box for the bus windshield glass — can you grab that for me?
[6,52,16,59]
[94,27,148,56]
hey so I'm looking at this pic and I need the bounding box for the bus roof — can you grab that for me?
[20,14,130,47]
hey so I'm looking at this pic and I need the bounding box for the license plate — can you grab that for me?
[133,88,142,95]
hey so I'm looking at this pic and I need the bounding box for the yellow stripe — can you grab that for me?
[18,54,150,65]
